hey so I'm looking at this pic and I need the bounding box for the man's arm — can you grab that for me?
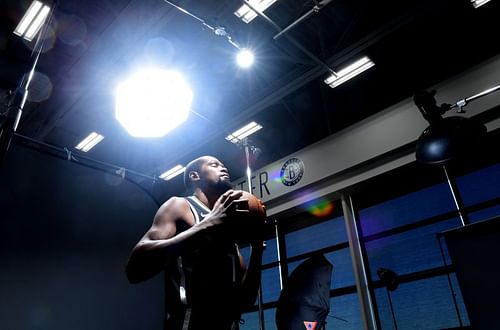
[126,190,245,284]
[126,197,197,283]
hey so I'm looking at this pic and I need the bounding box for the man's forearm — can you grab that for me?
[126,219,219,283]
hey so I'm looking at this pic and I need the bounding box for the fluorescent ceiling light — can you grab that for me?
[75,132,104,152]
[234,0,278,23]
[471,0,491,8]
[14,1,51,42]
[324,56,375,88]
[159,165,185,180]
[225,121,263,143]
[115,68,193,138]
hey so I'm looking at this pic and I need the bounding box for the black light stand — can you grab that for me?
[240,137,265,330]
[413,86,500,226]
[0,4,53,167]
[0,75,29,165]
[414,86,500,329]
[377,268,400,330]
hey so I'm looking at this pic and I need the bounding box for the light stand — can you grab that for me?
[0,74,30,165]
[377,268,400,330]
[240,137,265,330]
[413,86,500,226]
[414,85,500,328]
[0,3,53,167]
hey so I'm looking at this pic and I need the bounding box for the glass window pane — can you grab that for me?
[285,216,346,257]
[264,308,277,330]
[365,218,462,279]
[288,249,355,289]
[330,293,362,329]
[240,311,259,329]
[240,239,278,266]
[374,275,469,329]
[241,309,277,329]
[263,238,278,264]
[261,267,282,303]
[469,205,500,223]
[359,183,456,236]
[457,163,500,206]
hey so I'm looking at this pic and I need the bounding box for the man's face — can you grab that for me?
[198,156,232,192]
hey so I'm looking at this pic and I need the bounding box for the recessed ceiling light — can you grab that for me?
[225,121,263,143]
[234,0,278,23]
[75,132,104,152]
[324,56,375,89]
[471,0,491,8]
[159,165,185,180]
[14,1,51,42]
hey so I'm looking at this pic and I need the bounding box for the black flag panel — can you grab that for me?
[276,254,333,330]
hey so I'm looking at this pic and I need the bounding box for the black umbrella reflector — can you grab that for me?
[416,116,487,165]
[276,254,333,330]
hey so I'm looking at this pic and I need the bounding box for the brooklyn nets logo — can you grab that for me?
[280,158,304,186]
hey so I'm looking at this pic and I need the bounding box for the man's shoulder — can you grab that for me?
[156,196,190,219]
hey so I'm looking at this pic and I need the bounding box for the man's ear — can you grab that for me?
[189,171,200,182]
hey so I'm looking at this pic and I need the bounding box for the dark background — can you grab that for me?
[1,0,500,329]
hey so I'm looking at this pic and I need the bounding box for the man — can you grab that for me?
[126,155,264,329]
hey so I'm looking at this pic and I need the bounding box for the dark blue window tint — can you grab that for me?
[264,309,277,330]
[240,240,278,267]
[288,248,355,289]
[469,204,500,223]
[240,309,277,330]
[374,275,469,329]
[261,267,282,303]
[329,294,362,329]
[285,215,346,257]
[359,183,456,236]
[457,163,500,206]
[262,238,278,264]
[365,218,462,279]
[241,311,258,329]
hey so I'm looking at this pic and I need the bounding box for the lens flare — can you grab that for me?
[306,199,335,218]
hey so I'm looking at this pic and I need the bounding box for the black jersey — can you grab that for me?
[164,196,243,330]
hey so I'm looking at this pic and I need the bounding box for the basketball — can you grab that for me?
[230,191,266,243]
[237,191,266,218]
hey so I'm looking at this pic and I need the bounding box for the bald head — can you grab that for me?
[183,156,208,191]
[183,156,231,193]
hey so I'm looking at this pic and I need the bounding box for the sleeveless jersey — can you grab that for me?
[163,196,242,330]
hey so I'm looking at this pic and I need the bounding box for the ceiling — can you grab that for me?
[1,0,500,193]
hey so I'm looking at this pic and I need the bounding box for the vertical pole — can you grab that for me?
[442,165,469,226]
[341,192,378,330]
[244,139,265,330]
[1,5,52,167]
[275,222,283,290]
[0,75,29,165]
[386,289,398,330]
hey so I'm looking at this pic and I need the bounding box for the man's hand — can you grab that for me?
[206,189,249,225]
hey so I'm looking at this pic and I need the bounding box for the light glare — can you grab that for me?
[236,49,255,68]
[115,68,193,137]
